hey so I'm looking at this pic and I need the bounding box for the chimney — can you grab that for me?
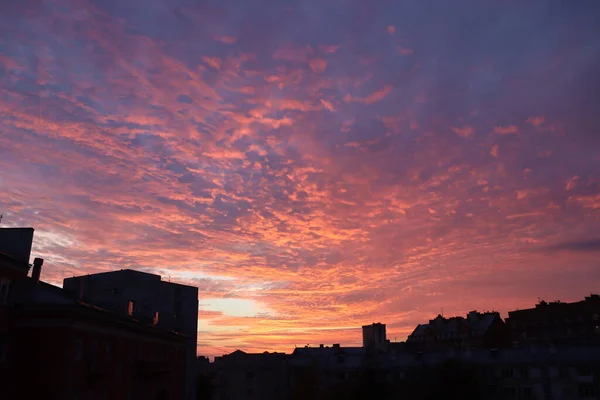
[31,257,44,283]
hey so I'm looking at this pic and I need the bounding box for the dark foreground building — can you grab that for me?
[506,295,600,345]
[0,228,186,400]
[64,269,199,399]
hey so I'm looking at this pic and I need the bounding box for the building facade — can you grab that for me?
[362,322,387,349]
[407,311,509,351]
[506,296,600,345]
[212,350,289,400]
[1,228,186,399]
[63,269,199,399]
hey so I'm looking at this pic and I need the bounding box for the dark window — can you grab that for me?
[579,384,596,397]
[0,278,10,305]
[246,387,254,398]
[502,368,514,378]
[0,333,7,362]
[559,367,569,378]
[75,337,83,361]
[522,387,533,398]
[91,340,98,358]
[577,366,592,377]
[105,341,112,361]
[128,343,135,362]
[502,387,517,398]
[246,371,254,380]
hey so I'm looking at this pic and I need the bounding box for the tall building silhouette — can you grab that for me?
[362,322,387,348]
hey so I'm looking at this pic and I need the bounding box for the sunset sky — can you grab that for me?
[1,0,599,357]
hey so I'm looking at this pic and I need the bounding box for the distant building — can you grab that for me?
[63,269,199,399]
[505,295,600,345]
[1,229,186,399]
[407,311,509,350]
[362,322,387,349]
[289,344,366,398]
[212,350,288,400]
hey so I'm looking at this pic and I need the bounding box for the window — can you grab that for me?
[246,371,255,380]
[0,278,11,305]
[75,337,83,361]
[128,343,135,362]
[522,387,533,398]
[127,301,135,316]
[246,387,254,398]
[579,384,596,397]
[502,368,514,378]
[90,339,98,359]
[501,387,516,398]
[577,366,592,377]
[0,333,7,362]
[105,341,112,361]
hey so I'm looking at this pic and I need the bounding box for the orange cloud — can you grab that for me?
[320,99,336,112]
[387,25,396,35]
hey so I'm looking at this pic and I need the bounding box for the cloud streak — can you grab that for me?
[1,0,599,357]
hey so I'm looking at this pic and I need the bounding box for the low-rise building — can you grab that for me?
[212,350,288,400]
[407,311,509,351]
[506,296,600,345]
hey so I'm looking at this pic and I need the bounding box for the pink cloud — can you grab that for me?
[452,125,474,138]
[493,125,519,135]
[309,58,328,73]
[398,46,414,55]
[215,35,237,44]
[320,99,336,112]
[387,25,396,35]
[527,116,545,127]
[319,44,340,54]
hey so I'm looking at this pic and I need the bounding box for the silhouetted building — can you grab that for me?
[407,311,509,351]
[506,296,600,345]
[0,227,34,265]
[362,322,387,349]
[213,350,288,400]
[63,269,199,399]
[289,344,366,399]
[1,230,186,399]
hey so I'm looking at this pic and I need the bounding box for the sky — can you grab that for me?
[1,0,599,358]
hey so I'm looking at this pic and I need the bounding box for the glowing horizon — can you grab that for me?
[1,0,599,358]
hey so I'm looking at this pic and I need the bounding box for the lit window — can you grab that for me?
[128,301,135,316]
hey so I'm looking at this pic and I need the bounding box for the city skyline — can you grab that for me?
[1,0,599,358]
